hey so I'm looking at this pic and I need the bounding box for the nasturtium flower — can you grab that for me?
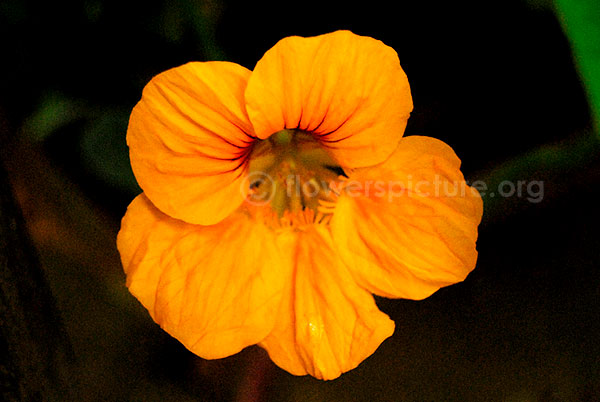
[117,30,483,380]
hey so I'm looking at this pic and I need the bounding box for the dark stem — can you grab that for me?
[235,347,275,402]
[0,127,76,400]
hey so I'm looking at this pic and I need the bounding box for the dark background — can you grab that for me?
[0,0,598,401]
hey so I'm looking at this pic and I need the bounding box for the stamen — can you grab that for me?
[317,202,336,215]
[245,129,345,229]
[314,210,324,224]
[328,176,349,196]
[318,200,337,208]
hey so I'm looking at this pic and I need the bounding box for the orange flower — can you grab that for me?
[117,30,483,380]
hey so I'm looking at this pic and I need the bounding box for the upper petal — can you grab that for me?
[127,61,256,225]
[116,194,285,359]
[259,225,395,380]
[331,136,483,300]
[245,30,413,168]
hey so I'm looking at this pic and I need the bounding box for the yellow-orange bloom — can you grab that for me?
[117,30,483,380]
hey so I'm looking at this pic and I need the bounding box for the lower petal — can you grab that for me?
[117,194,285,359]
[331,136,483,300]
[259,225,395,380]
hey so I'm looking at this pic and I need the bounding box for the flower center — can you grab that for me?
[246,129,343,223]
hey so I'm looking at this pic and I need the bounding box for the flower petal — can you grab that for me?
[127,61,256,225]
[116,194,285,359]
[259,225,395,380]
[331,136,483,300]
[245,30,412,168]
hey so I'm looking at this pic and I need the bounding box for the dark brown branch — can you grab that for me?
[0,137,75,400]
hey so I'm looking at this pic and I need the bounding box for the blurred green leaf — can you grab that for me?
[186,0,226,61]
[160,5,186,43]
[554,0,600,133]
[83,0,103,23]
[157,0,226,60]
[23,92,85,142]
[473,133,600,224]
[79,108,140,194]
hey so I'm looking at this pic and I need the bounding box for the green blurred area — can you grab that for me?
[554,0,600,133]
[0,0,599,401]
